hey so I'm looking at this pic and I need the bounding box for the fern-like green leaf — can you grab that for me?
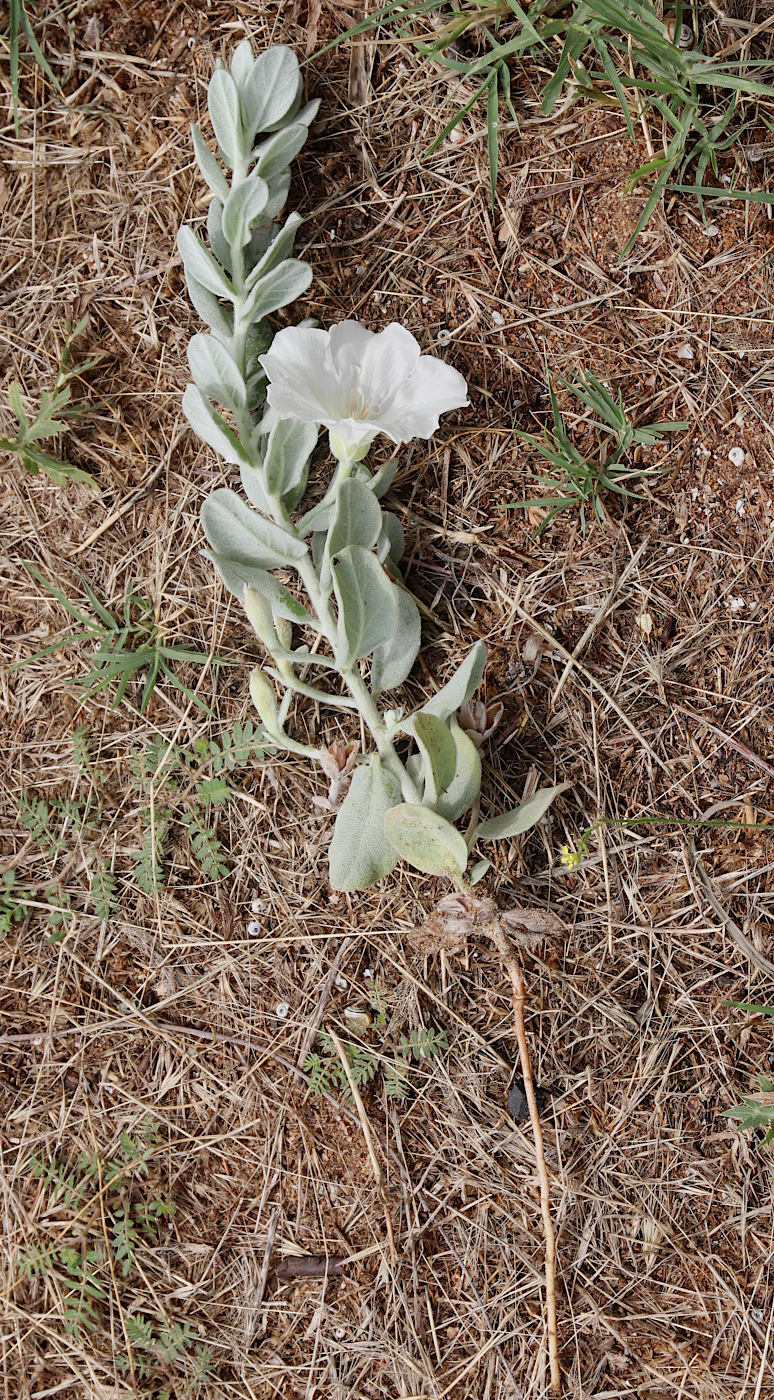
[183,810,228,880]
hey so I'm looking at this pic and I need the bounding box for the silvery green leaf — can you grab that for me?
[435,719,481,822]
[311,530,326,571]
[207,550,317,626]
[298,497,334,537]
[371,587,421,696]
[264,419,318,504]
[208,68,244,167]
[184,274,233,344]
[470,857,490,885]
[206,199,232,272]
[384,804,468,877]
[326,478,383,560]
[329,756,401,891]
[253,123,308,181]
[201,488,308,569]
[475,781,570,842]
[370,458,399,498]
[188,334,247,413]
[222,176,270,248]
[259,171,291,223]
[243,47,302,136]
[239,462,273,516]
[178,225,233,300]
[332,545,398,664]
[293,98,320,128]
[412,713,457,807]
[421,640,488,721]
[377,512,404,568]
[183,385,250,466]
[241,259,312,324]
[191,124,229,201]
[245,211,302,287]
[230,38,254,90]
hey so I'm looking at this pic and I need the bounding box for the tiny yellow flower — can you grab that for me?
[560,844,582,870]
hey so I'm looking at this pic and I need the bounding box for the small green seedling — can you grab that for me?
[508,368,686,533]
[18,564,219,713]
[723,1002,774,1146]
[2,316,101,490]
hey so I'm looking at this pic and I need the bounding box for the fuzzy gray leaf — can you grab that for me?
[184,274,232,343]
[421,641,488,722]
[331,546,398,665]
[384,804,468,877]
[178,225,233,300]
[183,385,250,466]
[412,713,457,807]
[260,171,292,224]
[188,334,247,413]
[245,211,302,287]
[208,68,243,167]
[222,176,270,249]
[371,587,421,696]
[201,488,308,569]
[326,478,383,561]
[241,259,312,325]
[206,199,232,272]
[329,757,401,891]
[207,551,317,626]
[229,39,255,89]
[377,511,404,568]
[475,782,570,842]
[191,124,229,201]
[243,47,303,137]
[264,418,318,504]
[435,719,482,823]
[253,122,308,181]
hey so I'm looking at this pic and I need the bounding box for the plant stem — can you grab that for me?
[295,555,421,802]
[486,911,560,1395]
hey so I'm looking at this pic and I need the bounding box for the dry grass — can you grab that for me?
[2,1,774,1396]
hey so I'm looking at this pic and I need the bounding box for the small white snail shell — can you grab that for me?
[665,17,694,48]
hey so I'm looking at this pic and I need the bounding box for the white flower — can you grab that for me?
[259,321,469,459]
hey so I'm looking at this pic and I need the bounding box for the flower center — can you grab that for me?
[345,387,371,420]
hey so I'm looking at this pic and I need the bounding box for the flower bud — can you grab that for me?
[249,668,279,731]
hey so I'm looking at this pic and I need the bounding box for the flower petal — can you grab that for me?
[360,324,422,416]
[260,327,346,421]
[374,355,469,442]
[328,321,375,394]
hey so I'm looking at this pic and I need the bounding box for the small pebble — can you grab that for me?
[703,223,720,237]
[729,597,745,613]
[735,499,746,519]
[728,446,746,467]
[491,309,505,327]
[676,342,693,360]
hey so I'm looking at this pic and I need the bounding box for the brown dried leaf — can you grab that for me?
[502,907,565,942]
[411,891,497,955]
